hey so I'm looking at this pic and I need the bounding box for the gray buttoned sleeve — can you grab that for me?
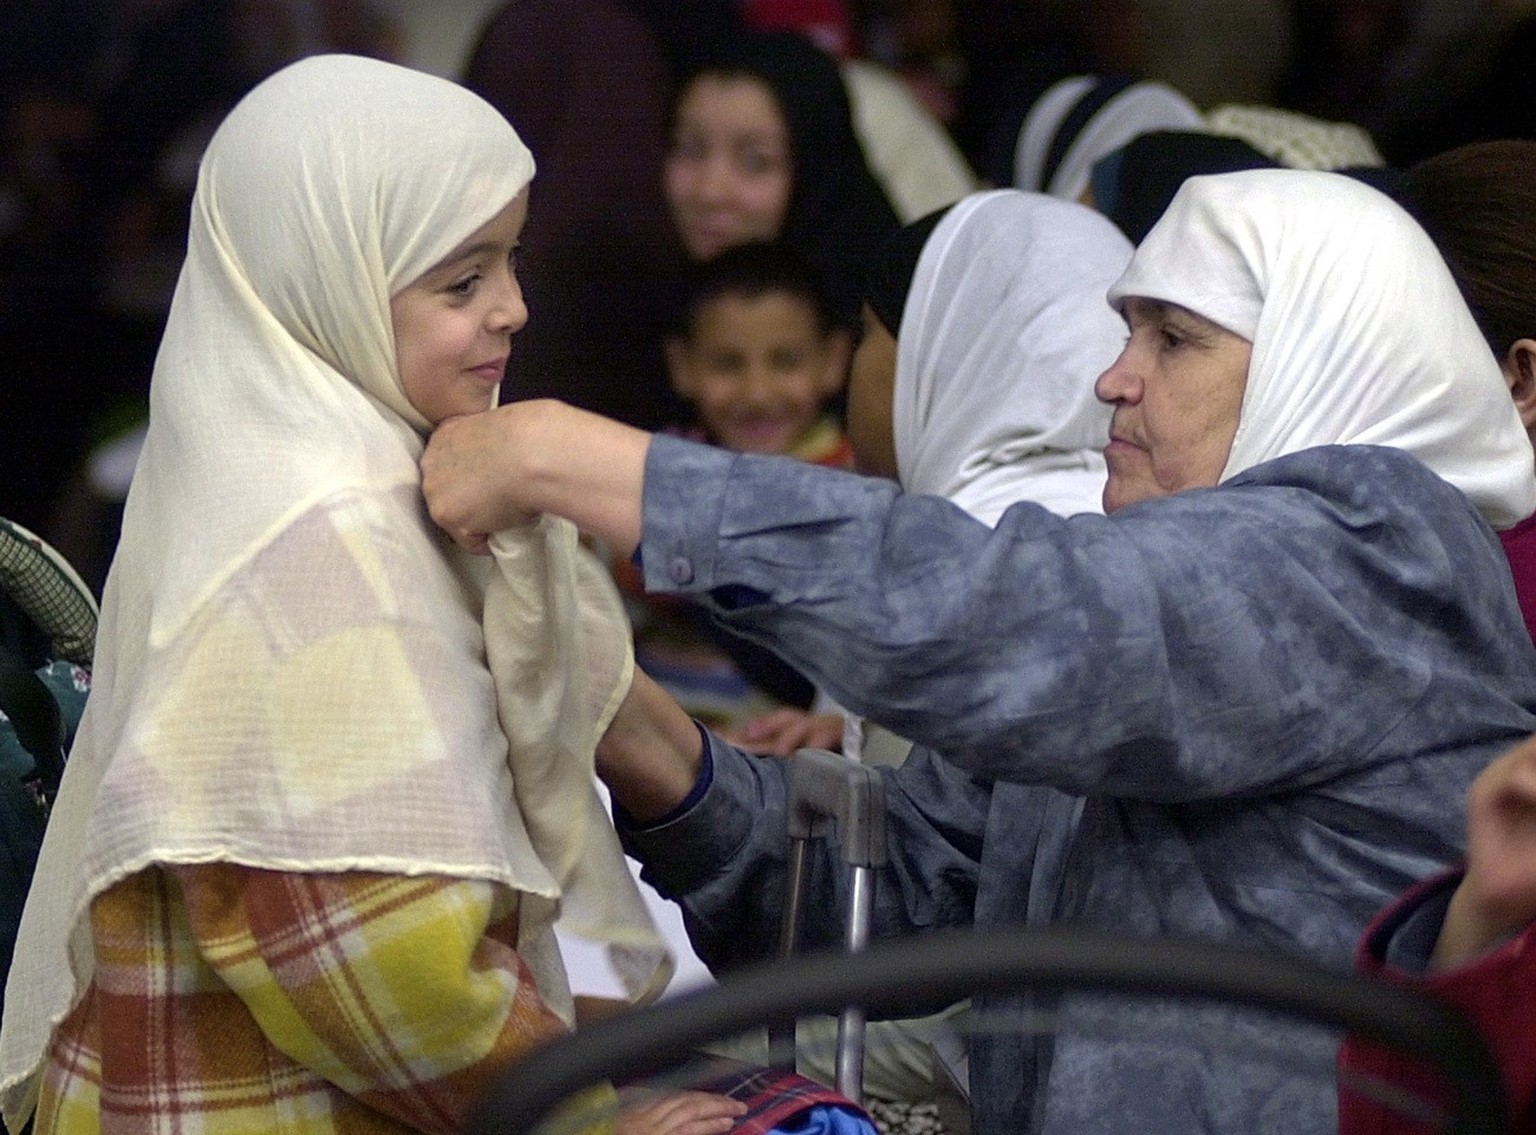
[639,434,1536,802]
[629,434,1536,1134]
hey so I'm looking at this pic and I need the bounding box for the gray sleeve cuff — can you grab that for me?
[640,433,736,593]
[618,725,785,896]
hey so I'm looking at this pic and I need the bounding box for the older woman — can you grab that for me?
[421,169,1536,1134]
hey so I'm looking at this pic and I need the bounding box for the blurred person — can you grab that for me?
[740,0,980,222]
[1394,138,1536,644]
[662,28,900,331]
[461,0,691,431]
[741,190,1130,759]
[630,241,853,730]
[1003,73,1205,203]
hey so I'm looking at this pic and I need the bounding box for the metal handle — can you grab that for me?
[771,748,888,1102]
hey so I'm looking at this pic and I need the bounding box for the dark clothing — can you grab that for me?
[1091,129,1279,244]
[1499,512,1536,645]
[463,0,692,430]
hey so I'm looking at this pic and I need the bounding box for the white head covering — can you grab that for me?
[894,189,1131,522]
[1107,168,1536,529]
[1014,75,1205,203]
[843,188,1132,765]
[0,54,667,1126]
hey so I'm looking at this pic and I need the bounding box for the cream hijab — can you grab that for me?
[1107,168,1536,530]
[0,54,667,1126]
[894,189,1131,522]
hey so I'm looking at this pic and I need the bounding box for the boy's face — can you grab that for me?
[667,292,848,455]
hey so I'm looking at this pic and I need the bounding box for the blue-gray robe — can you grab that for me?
[622,435,1536,1134]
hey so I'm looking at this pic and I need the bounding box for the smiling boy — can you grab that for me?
[665,240,852,466]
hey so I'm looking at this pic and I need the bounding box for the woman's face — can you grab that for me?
[664,74,793,262]
[845,304,899,479]
[390,189,529,426]
[1095,296,1252,512]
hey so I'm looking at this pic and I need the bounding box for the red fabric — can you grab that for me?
[1338,872,1536,1134]
[631,1055,871,1135]
[1498,511,1536,644]
[741,0,857,60]
[802,428,856,471]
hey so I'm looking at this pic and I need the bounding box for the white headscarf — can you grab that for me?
[0,55,667,1125]
[894,189,1131,522]
[843,188,1132,766]
[1107,168,1536,529]
[1014,75,1205,203]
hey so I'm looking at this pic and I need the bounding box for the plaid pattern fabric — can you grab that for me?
[618,1055,874,1135]
[35,864,581,1133]
[697,1063,873,1135]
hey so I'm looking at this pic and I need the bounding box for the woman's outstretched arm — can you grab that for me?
[423,400,651,556]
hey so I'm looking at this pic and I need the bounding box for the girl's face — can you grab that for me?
[1094,296,1251,512]
[664,74,793,262]
[845,304,899,480]
[390,189,529,426]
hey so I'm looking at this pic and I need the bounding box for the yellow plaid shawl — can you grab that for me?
[37,864,583,1134]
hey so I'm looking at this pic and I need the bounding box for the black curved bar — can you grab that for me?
[465,926,1508,1135]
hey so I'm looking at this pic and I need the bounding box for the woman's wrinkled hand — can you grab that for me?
[422,399,652,557]
[421,406,537,553]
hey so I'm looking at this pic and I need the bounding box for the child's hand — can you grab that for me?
[723,708,844,757]
[1434,732,1536,965]
[616,1089,747,1135]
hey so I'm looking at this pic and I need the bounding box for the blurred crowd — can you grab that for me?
[4,0,1536,589]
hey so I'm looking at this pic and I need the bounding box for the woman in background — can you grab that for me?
[662,28,901,331]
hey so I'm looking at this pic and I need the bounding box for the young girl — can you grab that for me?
[0,54,755,1135]
[850,189,1129,523]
